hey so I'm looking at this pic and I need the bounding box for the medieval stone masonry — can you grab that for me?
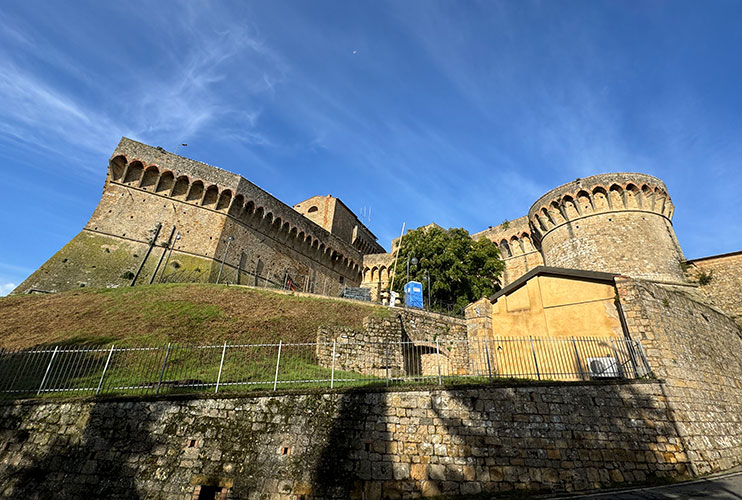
[14,138,384,296]
[4,139,742,499]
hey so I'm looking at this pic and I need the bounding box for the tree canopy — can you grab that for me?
[390,226,505,309]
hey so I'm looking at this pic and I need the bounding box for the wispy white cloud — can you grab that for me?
[0,283,16,297]
[0,4,288,173]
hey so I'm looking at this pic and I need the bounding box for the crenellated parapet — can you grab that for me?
[471,217,544,286]
[526,173,686,283]
[528,173,674,242]
[106,138,367,276]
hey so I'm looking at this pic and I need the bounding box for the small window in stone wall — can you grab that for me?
[308,206,318,213]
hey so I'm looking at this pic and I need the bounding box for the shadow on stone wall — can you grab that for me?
[306,380,694,499]
[426,381,692,496]
[0,401,150,498]
[311,388,390,499]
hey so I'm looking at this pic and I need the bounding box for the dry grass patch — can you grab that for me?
[0,284,382,348]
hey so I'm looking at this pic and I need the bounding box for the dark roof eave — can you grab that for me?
[488,266,618,303]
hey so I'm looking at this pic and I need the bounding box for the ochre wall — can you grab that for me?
[485,276,622,340]
[464,275,625,381]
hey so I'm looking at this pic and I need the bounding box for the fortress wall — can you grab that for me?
[617,277,742,474]
[539,211,684,282]
[13,231,211,293]
[0,380,692,499]
[110,138,367,273]
[529,173,685,283]
[15,138,371,294]
[471,217,543,286]
[686,251,742,326]
[361,253,394,302]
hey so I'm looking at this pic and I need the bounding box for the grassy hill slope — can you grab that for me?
[0,284,383,349]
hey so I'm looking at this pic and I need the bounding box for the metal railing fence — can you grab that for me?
[0,336,651,399]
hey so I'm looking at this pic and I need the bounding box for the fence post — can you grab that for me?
[385,341,390,387]
[96,345,115,395]
[636,340,653,377]
[484,340,492,381]
[529,337,541,381]
[571,337,585,381]
[215,342,227,393]
[156,343,172,395]
[37,346,59,396]
[330,340,336,389]
[609,338,624,378]
[436,339,442,385]
[273,341,282,391]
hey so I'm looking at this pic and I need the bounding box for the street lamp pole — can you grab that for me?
[405,254,417,310]
[425,272,431,311]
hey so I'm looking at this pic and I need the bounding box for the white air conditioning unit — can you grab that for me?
[587,357,620,378]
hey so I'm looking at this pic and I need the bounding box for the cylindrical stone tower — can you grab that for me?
[528,173,686,283]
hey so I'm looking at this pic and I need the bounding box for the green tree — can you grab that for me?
[391,226,504,309]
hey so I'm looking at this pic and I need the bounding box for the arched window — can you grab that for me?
[308,206,318,213]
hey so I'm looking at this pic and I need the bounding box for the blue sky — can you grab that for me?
[1,0,741,295]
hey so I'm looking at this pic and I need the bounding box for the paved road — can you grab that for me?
[548,471,742,500]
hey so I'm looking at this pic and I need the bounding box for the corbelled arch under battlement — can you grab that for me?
[103,144,366,278]
[526,173,685,283]
[470,217,545,286]
[7,136,384,295]
[528,173,675,240]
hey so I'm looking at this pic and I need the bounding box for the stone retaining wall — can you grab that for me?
[616,277,742,474]
[316,310,468,379]
[0,380,689,499]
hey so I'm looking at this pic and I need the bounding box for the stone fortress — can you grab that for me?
[15,138,742,331]
[16,138,385,296]
[6,138,742,498]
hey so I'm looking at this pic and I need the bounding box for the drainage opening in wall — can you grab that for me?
[194,485,227,500]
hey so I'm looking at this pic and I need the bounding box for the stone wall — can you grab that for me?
[538,212,685,283]
[616,277,742,474]
[0,380,693,499]
[317,310,468,379]
[15,138,373,295]
[686,251,742,326]
[527,173,686,284]
[471,216,543,286]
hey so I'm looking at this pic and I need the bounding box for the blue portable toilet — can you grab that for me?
[404,281,423,309]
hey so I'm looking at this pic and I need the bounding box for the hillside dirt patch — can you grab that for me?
[0,284,385,349]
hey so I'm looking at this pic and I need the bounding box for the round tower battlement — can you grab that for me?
[527,173,686,283]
